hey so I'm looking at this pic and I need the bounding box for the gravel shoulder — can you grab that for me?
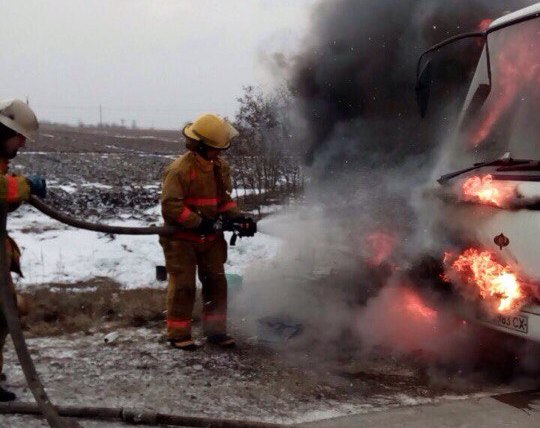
[0,324,528,427]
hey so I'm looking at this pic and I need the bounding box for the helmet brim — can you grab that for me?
[182,122,236,150]
[0,116,37,142]
[227,122,239,140]
[182,123,201,142]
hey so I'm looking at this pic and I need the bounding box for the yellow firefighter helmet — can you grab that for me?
[182,113,239,150]
[0,99,39,141]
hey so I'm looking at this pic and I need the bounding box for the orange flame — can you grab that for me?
[477,18,493,31]
[444,248,526,313]
[403,289,438,320]
[366,231,397,266]
[461,174,517,207]
[470,26,540,147]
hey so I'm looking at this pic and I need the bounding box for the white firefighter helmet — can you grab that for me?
[182,113,239,150]
[0,99,39,141]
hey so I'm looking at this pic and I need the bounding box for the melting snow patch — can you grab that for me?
[292,403,375,423]
[394,394,434,406]
[50,184,78,194]
[80,182,113,189]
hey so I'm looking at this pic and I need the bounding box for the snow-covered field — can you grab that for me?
[4,131,535,427]
[9,205,282,289]
[1,327,508,427]
[9,145,285,290]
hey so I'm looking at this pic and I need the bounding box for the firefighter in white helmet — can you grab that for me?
[160,113,254,350]
[0,99,46,401]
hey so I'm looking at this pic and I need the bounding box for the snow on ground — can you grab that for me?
[0,327,497,427]
[8,205,282,289]
[249,204,283,215]
[233,187,264,197]
[112,134,178,143]
[48,184,78,194]
[80,182,113,189]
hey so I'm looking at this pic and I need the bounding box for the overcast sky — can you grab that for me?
[1,0,316,129]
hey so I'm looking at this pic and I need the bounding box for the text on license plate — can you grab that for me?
[489,314,528,334]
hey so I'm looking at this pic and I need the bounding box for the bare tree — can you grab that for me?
[229,86,304,210]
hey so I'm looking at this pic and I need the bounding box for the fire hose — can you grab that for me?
[28,196,179,235]
[27,195,257,245]
[0,402,285,428]
[0,196,257,427]
[0,204,79,427]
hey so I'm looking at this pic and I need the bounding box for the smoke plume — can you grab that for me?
[290,0,529,170]
[235,0,536,372]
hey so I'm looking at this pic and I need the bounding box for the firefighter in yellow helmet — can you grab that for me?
[160,113,252,350]
[0,99,46,401]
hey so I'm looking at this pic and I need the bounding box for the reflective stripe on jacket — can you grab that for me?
[161,151,240,242]
[0,160,30,205]
[0,159,30,275]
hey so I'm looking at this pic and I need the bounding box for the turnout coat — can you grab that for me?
[0,158,30,276]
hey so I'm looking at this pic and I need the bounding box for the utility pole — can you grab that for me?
[99,104,103,127]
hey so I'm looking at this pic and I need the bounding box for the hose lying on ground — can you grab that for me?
[0,402,287,428]
[0,205,80,428]
[20,197,265,427]
[28,195,179,235]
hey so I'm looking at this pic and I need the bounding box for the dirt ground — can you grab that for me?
[1,125,536,426]
[1,324,520,428]
[2,282,537,428]
[35,124,180,154]
[20,279,166,337]
[14,125,284,220]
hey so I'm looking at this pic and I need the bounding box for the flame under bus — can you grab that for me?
[417,4,540,342]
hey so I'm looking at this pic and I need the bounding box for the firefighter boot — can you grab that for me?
[168,336,199,351]
[207,333,236,348]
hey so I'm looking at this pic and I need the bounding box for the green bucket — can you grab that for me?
[226,273,243,291]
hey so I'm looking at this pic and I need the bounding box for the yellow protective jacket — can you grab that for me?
[0,159,30,275]
[161,151,240,242]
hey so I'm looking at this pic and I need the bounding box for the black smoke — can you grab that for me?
[283,0,535,274]
[239,1,539,375]
[290,0,532,170]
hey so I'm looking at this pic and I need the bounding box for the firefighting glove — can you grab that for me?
[26,175,47,198]
[196,217,219,234]
[233,216,257,237]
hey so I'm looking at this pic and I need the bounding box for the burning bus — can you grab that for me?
[416,4,540,342]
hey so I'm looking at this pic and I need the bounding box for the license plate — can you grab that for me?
[487,314,529,334]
